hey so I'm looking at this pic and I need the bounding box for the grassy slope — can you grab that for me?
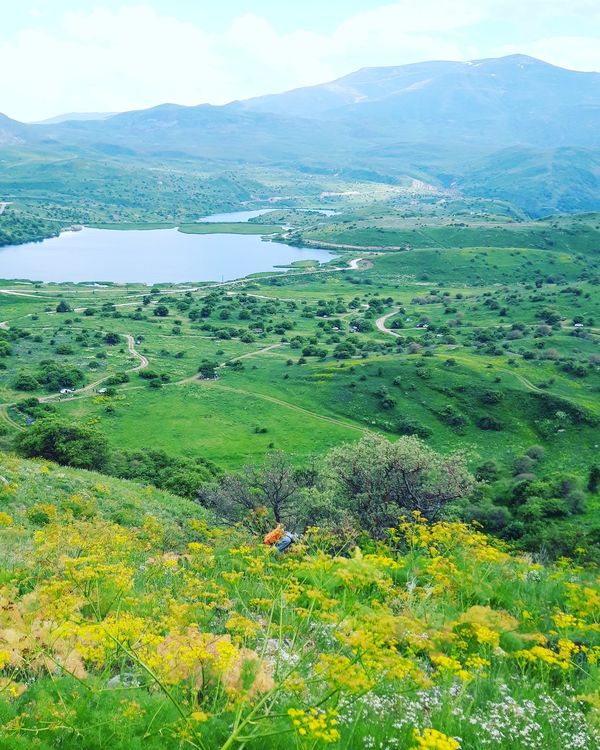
[178,223,283,235]
[0,454,598,749]
[0,451,202,531]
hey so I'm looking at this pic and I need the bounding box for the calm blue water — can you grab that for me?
[197,208,338,222]
[0,216,334,284]
[197,209,273,223]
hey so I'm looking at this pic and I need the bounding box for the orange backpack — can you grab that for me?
[264,527,285,545]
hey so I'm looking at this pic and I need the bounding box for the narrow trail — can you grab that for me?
[434,352,546,394]
[0,404,25,432]
[0,255,369,432]
[500,369,545,394]
[7,338,366,435]
[174,343,283,386]
[375,308,402,337]
[374,309,547,394]
[126,334,149,371]
[202,381,367,433]
[0,289,46,299]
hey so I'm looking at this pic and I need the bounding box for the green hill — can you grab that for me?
[0,453,598,749]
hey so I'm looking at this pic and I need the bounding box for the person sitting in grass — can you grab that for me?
[263,524,296,553]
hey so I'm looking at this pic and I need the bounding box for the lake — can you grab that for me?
[196,209,273,223]
[0,214,335,284]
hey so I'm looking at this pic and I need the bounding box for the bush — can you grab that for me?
[55,343,74,355]
[480,389,504,405]
[325,434,474,532]
[526,445,546,461]
[476,416,503,431]
[36,361,85,392]
[105,372,129,386]
[14,372,40,391]
[16,418,110,471]
[438,405,467,430]
[517,496,571,522]
[513,456,535,476]
[395,417,432,439]
[476,460,500,483]
[109,449,220,499]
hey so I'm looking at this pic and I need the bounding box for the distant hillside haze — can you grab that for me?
[6,55,600,152]
[239,54,600,149]
[0,112,29,145]
[32,112,118,125]
[1,55,600,217]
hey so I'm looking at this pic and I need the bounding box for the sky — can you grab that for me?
[3,1,600,121]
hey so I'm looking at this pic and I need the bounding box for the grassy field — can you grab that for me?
[88,223,285,235]
[179,223,283,235]
[0,202,598,557]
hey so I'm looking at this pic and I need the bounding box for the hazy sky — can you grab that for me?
[3,1,600,121]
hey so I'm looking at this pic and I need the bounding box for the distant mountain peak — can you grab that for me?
[33,112,118,125]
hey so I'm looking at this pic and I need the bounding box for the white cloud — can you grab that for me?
[1,6,232,120]
[0,2,598,121]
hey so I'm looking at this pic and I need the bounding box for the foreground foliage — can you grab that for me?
[0,455,598,749]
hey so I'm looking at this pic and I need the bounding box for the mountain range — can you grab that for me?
[1,54,600,217]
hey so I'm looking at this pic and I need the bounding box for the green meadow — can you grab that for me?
[0,202,598,558]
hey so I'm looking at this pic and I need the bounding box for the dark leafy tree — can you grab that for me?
[325,434,474,533]
[16,418,110,471]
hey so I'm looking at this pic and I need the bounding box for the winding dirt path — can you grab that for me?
[203,381,367,433]
[126,334,149,371]
[374,309,547,395]
[375,309,403,337]
[0,404,25,432]
[0,254,369,432]
[174,343,283,386]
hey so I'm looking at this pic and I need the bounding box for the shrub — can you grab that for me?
[16,418,110,471]
[476,416,503,431]
[14,372,40,391]
[325,434,474,532]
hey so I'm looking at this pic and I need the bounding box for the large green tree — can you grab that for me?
[325,434,474,533]
[16,418,110,471]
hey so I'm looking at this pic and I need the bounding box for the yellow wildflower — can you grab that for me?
[413,727,460,750]
[225,614,261,639]
[288,708,340,743]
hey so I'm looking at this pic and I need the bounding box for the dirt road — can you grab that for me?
[375,309,403,337]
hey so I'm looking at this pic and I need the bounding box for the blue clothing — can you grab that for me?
[276,532,294,552]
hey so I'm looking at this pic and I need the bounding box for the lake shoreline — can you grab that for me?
[0,213,335,285]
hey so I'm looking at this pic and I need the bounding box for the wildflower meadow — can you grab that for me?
[0,454,598,749]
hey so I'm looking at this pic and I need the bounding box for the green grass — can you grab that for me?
[88,222,175,230]
[0,202,598,555]
[178,223,283,235]
[0,454,597,750]
[55,381,361,469]
[301,218,600,255]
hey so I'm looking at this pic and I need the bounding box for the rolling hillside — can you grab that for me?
[1,55,600,216]
[0,453,598,749]
[241,55,600,148]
